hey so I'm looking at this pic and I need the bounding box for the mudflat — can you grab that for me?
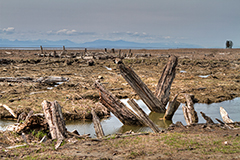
[0,48,240,159]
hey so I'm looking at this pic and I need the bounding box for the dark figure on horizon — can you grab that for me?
[226,40,233,49]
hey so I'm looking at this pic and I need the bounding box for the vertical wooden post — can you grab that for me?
[182,94,198,125]
[155,56,178,107]
[104,48,107,53]
[163,94,180,120]
[127,99,160,133]
[118,63,166,113]
[85,48,87,53]
[94,81,144,126]
[91,109,105,138]
[63,46,66,52]
[40,46,43,55]
[111,48,115,53]
[42,100,67,140]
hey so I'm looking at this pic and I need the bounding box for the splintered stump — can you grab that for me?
[94,81,144,126]
[42,100,67,140]
[118,63,166,113]
[182,94,198,125]
[155,56,178,107]
[220,107,234,123]
[163,94,180,120]
[127,99,160,133]
[91,109,105,138]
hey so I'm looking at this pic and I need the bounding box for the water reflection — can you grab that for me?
[1,97,240,138]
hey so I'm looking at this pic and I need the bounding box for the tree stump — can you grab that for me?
[163,94,180,120]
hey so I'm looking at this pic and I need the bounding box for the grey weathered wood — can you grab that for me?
[40,46,43,54]
[118,63,166,113]
[91,109,105,138]
[94,81,144,126]
[184,94,198,124]
[63,46,66,52]
[155,56,178,107]
[220,107,234,123]
[200,112,214,124]
[163,94,180,120]
[182,105,191,125]
[0,103,17,118]
[127,99,160,133]
[42,100,67,140]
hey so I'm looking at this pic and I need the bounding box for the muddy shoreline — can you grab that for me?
[0,48,240,120]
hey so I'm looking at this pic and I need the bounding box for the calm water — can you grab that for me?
[1,98,239,137]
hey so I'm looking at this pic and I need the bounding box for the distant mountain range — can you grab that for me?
[0,39,203,49]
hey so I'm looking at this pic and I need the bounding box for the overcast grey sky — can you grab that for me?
[1,0,240,47]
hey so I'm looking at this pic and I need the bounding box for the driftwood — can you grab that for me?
[163,94,180,120]
[0,76,68,84]
[42,100,67,140]
[91,109,105,138]
[155,56,178,107]
[0,103,17,118]
[200,112,214,124]
[182,94,198,125]
[220,107,234,123]
[118,63,166,113]
[127,99,160,133]
[94,81,144,126]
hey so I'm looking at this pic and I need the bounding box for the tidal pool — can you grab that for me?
[1,97,239,137]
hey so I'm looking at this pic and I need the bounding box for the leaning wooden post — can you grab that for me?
[94,81,144,126]
[0,103,17,118]
[91,109,105,138]
[163,94,180,120]
[200,112,214,124]
[155,56,178,107]
[127,99,160,133]
[118,63,166,113]
[220,107,234,123]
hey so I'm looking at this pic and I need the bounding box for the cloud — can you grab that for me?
[0,27,15,34]
[47,29,95,36]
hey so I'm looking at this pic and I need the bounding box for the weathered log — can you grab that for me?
[91,109,105,138]
[118,63,166,113]
[17,112,27,123]
[215,118,225,125]
[200,112,214,124]
[0,76,68,84]
[94,81,144,126]
[220,107,234,123]
[127,99,160,133]
[42,100,67,140]
[183,94,198,124]
[163,94,180,120]
[0,103,17,118]
[155,56,178,107]
[182,105,191,125]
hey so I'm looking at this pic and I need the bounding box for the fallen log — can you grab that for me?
[155,56,178,107]
[127,99,160,133]
[163,94,180,120]
[200,112,214,124]
[0,103,17,118]
[0,76,69,84]
[118,63,166,113]
[220,107,234,123]
[91,109,105,138]
[94,81,144,126]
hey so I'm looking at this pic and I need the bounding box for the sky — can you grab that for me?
[1,0,240,48]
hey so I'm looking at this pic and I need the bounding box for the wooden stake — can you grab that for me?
[118,63,166,113]
[91,109,105,138]
[127,99,160,133]
[163,94,180,120]
[94,81,144,126]
[184,94,198,124]
[155,56,178,107]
